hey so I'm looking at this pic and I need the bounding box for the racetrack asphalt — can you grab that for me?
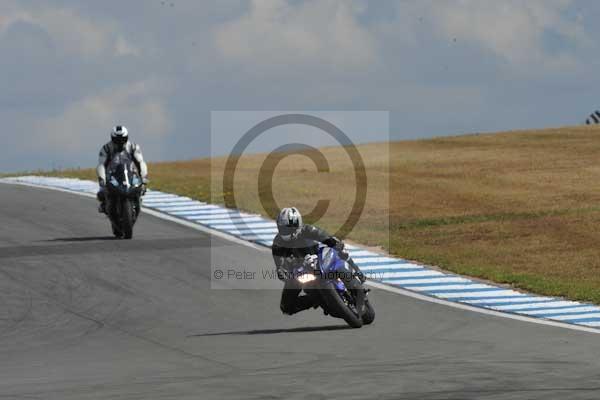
[2,183,600,400]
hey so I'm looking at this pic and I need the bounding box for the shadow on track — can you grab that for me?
[189,325,351,337]
[1,238,217,259]
[42,236,117,242]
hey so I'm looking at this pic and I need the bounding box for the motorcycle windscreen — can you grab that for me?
[107,151,141,188]
[318,246,350,275]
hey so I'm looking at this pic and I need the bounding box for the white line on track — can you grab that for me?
[364,281,600,334]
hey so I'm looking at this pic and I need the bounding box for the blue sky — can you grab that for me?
[1,0,599,172]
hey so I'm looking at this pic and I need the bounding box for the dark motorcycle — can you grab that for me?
[293,247,375,328]
[104,151,144,239]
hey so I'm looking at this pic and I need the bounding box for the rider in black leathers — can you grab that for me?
[272,207,364,315]
[96,125,148,214]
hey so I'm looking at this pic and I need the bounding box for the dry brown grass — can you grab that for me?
[33,124,600,302]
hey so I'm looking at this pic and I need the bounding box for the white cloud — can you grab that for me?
[0,2,139,58]
[33,80,171,153]
[115,36,140,56]
[2,0,600,172]
[410,0,588,73]
[214,0,378,76]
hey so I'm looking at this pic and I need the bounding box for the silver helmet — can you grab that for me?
[111,125,129,150]
[277,207,303,241]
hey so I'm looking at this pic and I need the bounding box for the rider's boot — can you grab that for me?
[97,189,107,214]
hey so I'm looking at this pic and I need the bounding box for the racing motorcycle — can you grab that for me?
[293,247,375,328]
[104,151,144,239]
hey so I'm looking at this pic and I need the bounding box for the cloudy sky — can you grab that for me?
[1,0,599,172]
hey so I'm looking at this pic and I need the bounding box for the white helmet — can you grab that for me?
[111,125,129,148]
[277,207,303,241]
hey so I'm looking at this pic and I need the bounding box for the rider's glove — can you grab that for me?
[333,239,349,260]
[303,254,318,268]
[98,178,106,187]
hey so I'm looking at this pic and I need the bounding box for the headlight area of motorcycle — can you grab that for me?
[297,274,316,284]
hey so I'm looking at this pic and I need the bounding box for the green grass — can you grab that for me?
[14,124,600,303]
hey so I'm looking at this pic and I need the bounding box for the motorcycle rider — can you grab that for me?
[272,207,365,315]
[96,125,148,213]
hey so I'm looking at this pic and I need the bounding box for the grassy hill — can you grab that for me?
[27,124,600,303]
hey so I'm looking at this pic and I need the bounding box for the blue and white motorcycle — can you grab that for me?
[293,247,375,328]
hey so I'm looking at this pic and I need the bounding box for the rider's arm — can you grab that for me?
[96,146,108,185]
[302,225,361,278]
[302,225,343,249]
[272,242,294,280]
[132,144,148,182]
[272,243,292,268]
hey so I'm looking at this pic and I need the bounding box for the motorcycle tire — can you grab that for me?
[111,223,123,239]
[362,298,375,325]
[320,281,363,328]
[122,198,135,239]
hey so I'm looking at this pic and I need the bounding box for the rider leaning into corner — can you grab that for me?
[272,207,366,315]
[96,125,149,213]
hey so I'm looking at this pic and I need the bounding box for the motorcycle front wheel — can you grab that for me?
[362,298,375,325]
[111,223,123,239]
[121,198,135,239]
[320,281,363,328]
